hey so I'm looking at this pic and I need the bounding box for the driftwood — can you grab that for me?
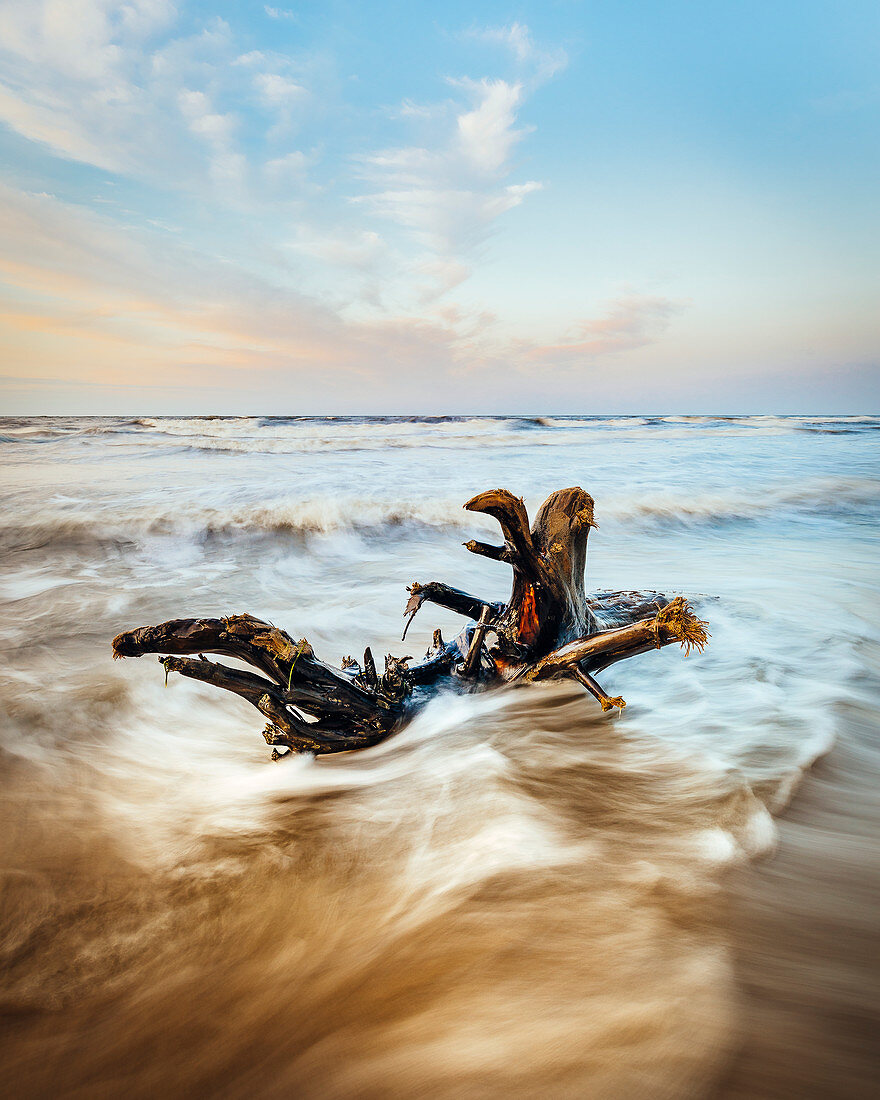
[112,487,708,757]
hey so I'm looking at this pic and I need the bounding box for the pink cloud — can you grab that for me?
[520,294,686,367]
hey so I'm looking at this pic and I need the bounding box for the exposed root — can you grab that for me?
[111,485,711,756]
[653,596,710,656]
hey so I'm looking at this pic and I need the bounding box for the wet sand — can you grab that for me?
[719,695,880,1098]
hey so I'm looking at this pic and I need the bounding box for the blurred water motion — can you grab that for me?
[1,414,878,1097]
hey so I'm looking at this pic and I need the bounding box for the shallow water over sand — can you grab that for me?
[1,414,878,1096]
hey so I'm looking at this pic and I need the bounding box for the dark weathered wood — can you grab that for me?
[464,486,601,663]
[113,614,403,754]
[463,539,510,563]
[526,596,709,680]
[112,486,709,757]
[462,605,494,678]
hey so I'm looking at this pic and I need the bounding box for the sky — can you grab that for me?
[0,0,877,414]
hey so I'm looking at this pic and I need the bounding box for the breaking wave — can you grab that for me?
[2,476,877,555]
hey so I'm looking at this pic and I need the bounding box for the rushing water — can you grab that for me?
[1,414,878,1097]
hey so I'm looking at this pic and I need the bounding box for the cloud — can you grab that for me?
[176,86,245,195]
[0,5,559,309]
[415,258,472,302]
[0,83,123,172]
[0,0,176,174]
[264,150,314,186]
[0,0,176,82]
[253,70,309,141]
[0,10,589,399]
[517,294,686,368]
[0,183,465,391]
[178,89,237,145]
[347,21,563,302]
[0,182,693,414]
[355,71,545,299]
[454,78,528,174]
[254,72,306,106]
[0,4,316,205]
[264,6,295,19]
[289,226,386,271]
[232,50,266,67]
[463,22,568,85]
[0,5,218,190]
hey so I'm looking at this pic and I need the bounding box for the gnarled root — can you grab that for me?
[111,488,710,756]
[113,617,405,756]
[525,596,710,709]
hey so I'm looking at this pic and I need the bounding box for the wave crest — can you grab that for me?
[2,414,878,453]
[2,476,876,555]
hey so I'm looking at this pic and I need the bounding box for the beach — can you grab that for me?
[1,414,877,1096]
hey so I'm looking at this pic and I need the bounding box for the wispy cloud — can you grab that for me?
[0,5,317,205]
[0,183,464,390]
[0,182,682,403]
[0,1,180,174]
[462,21,568,85]
[516,294,687,368]
[254,72,306,106]
[0,6,559,306]
[354,73,543,303]
[453,78,530,174]
[2,8,650,407]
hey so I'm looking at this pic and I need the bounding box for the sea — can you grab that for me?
[1,414,878,1097]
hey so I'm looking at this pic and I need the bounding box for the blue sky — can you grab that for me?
[0,0,877,412]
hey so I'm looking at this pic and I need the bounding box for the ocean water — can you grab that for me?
[0,414,877,1097]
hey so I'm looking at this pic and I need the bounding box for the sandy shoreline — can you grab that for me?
[717,694,880,1097]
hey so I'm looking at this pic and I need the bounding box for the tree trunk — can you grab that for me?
[113,486,708,757]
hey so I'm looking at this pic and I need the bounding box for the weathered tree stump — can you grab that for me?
[113,486,708,757]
